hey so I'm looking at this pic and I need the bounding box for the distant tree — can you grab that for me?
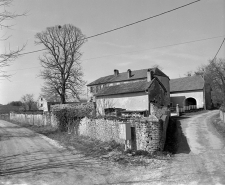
[184,71,193,77]
[0,0,26,79]
[21,94,37,111]
[8,101,23,106]
[152,64,163,70]
[35,24,86,104]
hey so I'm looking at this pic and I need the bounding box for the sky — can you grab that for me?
[0,0,225,104]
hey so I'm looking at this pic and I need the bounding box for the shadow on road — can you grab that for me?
[164,117,190,154]
[0,149,105,177]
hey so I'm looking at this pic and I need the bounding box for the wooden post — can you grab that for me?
[124,140,127,151]
[176,104,180,116]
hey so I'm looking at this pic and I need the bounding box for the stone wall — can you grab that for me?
[128,115,169,152]
[150,103,169,119]
[79,117,124,144]
[79,115,169,152]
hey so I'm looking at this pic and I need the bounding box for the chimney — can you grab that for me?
[127,69,132,78]
[114,69,119,76]
[147,69,154,82]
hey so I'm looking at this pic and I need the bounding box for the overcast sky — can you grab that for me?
[0,0,224,104]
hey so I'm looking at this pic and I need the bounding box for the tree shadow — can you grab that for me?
[164,117,190,154]
[0,149,105,176]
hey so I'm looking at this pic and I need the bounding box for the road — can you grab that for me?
[162,110,225,184]
[0,110,225,185]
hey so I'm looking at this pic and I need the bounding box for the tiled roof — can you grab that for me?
[170,75,204,93]
[95,81,151,96]
[87,68,169,86]
[95,78,166,97]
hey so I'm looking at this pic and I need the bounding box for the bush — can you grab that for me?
[220,104,225,112]
[53,103,94,132]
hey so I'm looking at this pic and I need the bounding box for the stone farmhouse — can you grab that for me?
[170,75,212,111]
[87,68,170,116]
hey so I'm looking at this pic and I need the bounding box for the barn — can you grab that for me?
[170,75,212,110]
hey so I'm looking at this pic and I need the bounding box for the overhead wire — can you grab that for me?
[8,35,224,72]
[17,0,201,56]
[212,37,225,61]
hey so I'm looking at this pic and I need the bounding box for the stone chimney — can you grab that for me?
[147,69,154,82]
[127,69,132,78]
[114,69,119,76]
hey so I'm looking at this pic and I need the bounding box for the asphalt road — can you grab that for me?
[0,110,225,185]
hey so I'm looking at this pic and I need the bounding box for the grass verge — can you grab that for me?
[1,118,171,166]
[211,113,225,140]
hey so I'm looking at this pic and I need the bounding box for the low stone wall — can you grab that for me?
[79,115,169,152]
[220,110,225,123]
[10,112,54,127]
[129,115,169,152]
[79,117,124,144]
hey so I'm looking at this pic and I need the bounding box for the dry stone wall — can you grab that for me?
[79,117,124,144]
[80,115,169,152]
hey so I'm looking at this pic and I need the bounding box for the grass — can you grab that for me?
[1,118,171,166]
[211,113,225,140]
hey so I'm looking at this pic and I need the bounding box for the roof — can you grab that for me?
[87,68,169,86]
[170,75,204,93]
[95,78,166,97]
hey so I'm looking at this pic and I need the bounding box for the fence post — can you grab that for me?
[176,104,180,116]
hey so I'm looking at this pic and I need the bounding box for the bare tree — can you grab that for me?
[0,0,26,79]
[39,86,61,102]
[21,94,37,111]
[194,58,225,106]
[35,24,86,104]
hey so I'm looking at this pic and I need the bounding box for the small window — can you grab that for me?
[40,103,43,107]
[90,86,94,93]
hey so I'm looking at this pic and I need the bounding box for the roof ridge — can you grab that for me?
[171,75,203,81]
[87,67,169,86]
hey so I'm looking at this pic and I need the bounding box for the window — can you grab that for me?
[40,103,43,107]
[90,86,94,93]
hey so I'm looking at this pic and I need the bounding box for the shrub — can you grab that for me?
[220,104,225,112]
[53,103,94,132]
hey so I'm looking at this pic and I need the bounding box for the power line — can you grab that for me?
[18,0,201,56]
[81,35,224,62]
[212,37,225,61]
[8,35,223,72]
[84,0,201,40]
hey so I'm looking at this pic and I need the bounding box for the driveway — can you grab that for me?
[0,110,225,184]
[162,110,225,184]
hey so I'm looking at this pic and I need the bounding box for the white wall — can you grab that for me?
[96,92,148,115]
[170,91,204,108]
